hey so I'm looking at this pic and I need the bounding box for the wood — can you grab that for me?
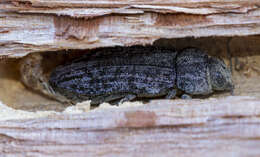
[1,0,260,156]
[1,0,260,57]
[0,96,260,156]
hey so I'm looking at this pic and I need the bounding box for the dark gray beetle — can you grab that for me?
[49,46,233,105]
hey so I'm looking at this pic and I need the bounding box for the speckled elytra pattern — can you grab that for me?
[49,46,233,104]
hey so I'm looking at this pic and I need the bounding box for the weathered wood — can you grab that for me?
[0,96,260,156]
[1,0,260,156]
[1,0,260,57]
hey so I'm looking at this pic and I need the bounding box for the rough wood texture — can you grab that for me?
[1,1,260,156]
[0,96,260,156]
[1,0,260,57]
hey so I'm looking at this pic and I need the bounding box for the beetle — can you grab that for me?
[49,46,234,105]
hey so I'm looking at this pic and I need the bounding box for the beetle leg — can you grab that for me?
[91,94,127,105]
[119,94,137,104]
[91,96,107,105]
[42,82,55,95]
[181,94,192,99]
[165,89,177,99]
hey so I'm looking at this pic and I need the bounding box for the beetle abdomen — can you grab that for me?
[49,46,178,102]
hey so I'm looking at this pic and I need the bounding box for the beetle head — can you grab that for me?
[208,57,234,91]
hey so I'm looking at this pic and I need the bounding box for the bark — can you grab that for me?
[1,0,260,57]
[1,1,260,156]
[0,96,260,156]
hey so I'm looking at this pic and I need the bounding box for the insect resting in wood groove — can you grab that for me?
[20,46,234,105]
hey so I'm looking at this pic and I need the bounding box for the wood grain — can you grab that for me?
[1,0,260,156]
[1,0,260,57]
[0,96,260,156]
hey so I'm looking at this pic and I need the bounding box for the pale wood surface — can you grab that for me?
[0,96,260,156]
[1,0,260,156]
[1,1,260,57]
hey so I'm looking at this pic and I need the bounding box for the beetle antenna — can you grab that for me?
[227,37,233,74]
[227,37,234,96]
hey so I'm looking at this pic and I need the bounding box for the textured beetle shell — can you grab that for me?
[49,46,233,104]
[49,46,178,102]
